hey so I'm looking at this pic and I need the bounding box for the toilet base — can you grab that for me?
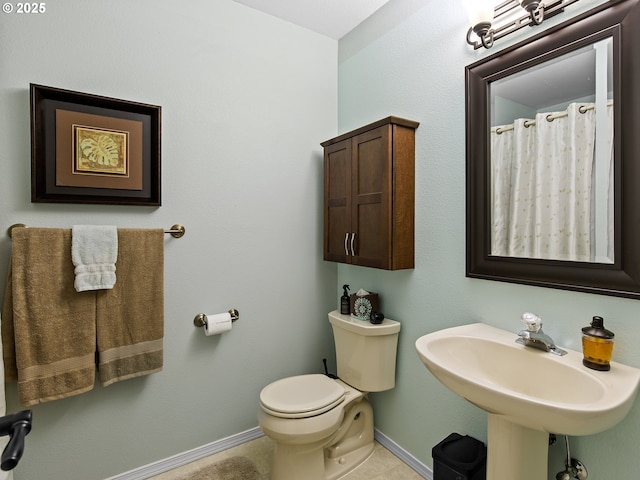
[271,442,326,480]
[270,440,376,480]
[325,441,375,480]
[267,398,375,480]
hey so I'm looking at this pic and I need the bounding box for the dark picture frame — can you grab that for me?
[30,84,161,206]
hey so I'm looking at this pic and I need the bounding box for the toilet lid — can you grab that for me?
[260,374,346,419]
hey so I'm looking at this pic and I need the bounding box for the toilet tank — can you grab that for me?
[328,310,400,392]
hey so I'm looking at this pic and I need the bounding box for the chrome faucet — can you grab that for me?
[516,313,567,356]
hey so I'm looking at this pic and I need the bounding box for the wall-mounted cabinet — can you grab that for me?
[321,116,419,270]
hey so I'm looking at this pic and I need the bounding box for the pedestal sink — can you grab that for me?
[415,323,640,480]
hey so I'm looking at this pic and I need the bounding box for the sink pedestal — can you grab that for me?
[487,415,548,480]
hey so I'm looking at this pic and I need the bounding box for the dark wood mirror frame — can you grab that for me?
[466,0,640,299]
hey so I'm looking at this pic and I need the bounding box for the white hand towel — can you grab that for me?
[71,225,118,292]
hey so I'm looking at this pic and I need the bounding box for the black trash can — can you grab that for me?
[432,433,486,480]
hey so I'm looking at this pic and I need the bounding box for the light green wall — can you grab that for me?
[338,0,640,478]
[3,1,640,479]
[0,1,338,478]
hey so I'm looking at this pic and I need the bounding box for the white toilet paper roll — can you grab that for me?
[204,312,233,336]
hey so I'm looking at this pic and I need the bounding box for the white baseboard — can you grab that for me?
[105,427,433,480]
[373,429,433,480]
[104,427,265,480]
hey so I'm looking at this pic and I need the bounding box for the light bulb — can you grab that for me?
[462,0,495,27]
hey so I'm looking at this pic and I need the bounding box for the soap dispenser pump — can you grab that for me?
[581,316,615,371]
[340,285,350,315]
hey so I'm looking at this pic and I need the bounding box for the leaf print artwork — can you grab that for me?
[74,125,128,176]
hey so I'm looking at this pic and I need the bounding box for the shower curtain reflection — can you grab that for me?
[490,102,613,262]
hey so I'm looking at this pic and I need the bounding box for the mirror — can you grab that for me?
[490,38,614,264]
[466,0,640,299]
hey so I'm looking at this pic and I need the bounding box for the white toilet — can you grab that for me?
[258,310,401,480]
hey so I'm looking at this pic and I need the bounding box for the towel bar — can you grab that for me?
[6,223,186,239]
[193,309,239,328]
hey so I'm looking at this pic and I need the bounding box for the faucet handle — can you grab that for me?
[521,312,542,332]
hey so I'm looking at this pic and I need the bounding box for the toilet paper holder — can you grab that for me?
[193,309,239,328]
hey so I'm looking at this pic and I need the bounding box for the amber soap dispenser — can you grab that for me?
[581,316,615,371]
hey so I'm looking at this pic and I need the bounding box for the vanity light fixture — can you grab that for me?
[463,0,495,49]
[520,0,544,24]
[465,0,580,50]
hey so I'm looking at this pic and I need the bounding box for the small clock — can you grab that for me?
[352,297,373,320]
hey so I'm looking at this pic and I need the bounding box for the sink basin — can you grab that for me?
[416,323,640,435]
[416,323,640,480]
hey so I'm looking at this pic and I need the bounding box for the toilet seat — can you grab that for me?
[260,374,346,419]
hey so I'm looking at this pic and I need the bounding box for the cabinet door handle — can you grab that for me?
[350,233,356,256]
[344,233,350,256]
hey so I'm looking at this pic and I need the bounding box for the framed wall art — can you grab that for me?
[30,84,161,205]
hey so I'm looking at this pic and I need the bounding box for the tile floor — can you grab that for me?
[149,435,426,480]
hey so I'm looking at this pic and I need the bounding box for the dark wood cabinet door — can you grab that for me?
[324,138,352,263]
[351,125,391,268]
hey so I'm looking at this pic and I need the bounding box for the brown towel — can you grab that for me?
[2,228,96,406]
[96,229,164,386]
[2,265,17,382]
[2,227,165,405]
